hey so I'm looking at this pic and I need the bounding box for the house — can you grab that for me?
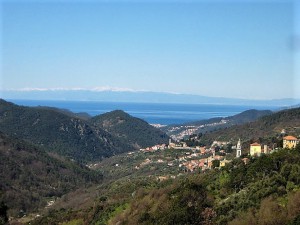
[213,155,224,161]
[242,158,250,165]
[181,142,187,148]
[263,145,270,154]
[220,159,231,167]
[200,147,206,154]
[157,176,168,181]
[207,161,213,169]
[168,143,176,148]
[250,142,262,156]
[283,136,299,149]
[152,145,159,151]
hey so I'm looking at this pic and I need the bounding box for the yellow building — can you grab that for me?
[220,159,231,167]
[283,136,299,149]
[250,142,262,156]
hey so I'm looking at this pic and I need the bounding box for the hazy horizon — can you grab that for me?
[2,89,300,108]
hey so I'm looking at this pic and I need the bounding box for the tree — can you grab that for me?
[0,201,8,225]
[212,160,220,168]
[295,143,300,152]
[226,144,233,153]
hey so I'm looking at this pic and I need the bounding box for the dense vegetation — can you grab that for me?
[28,144,300,225]
[197,107,300,145]
[91,110,169,149]
[0,200,8,225]
[36,106,92,121]
[0,100,169,163]
[0,99,133,162]
[0,132,102,218]
[109,145,300,225]
[1,99,300,224]
[225,109,273,124]
[189,109,273,126]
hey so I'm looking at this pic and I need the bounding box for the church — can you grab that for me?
[236,139,242,157]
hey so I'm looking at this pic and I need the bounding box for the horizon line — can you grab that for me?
[1,87,300,101]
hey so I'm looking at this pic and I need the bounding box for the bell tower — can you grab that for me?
[236,139,242,158]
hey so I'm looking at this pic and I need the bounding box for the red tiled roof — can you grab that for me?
[283,136,298,141]
[250,142,261,146]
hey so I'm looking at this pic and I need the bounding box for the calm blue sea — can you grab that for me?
[9,99,278,125]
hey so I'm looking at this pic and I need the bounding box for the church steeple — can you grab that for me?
[236,139,242,158]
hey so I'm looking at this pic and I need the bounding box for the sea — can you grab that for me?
[9,99,278,125]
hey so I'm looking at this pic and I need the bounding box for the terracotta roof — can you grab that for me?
[283,135,298,141]
[250,142,261,146]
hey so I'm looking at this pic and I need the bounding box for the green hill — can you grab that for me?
[162,109,273,138]
[30,145,300,225]
[36,106,92,120]
[0,132,102,218]
[187,109,273,126]
[198,107,300,145]
[108,146,300,225]
[0,99,132,162]
[226,109,273,124]
[91,110,169,149]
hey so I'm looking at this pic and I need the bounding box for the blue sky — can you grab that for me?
[1,0,299,100]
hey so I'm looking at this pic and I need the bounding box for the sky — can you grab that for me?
[0,0,299,100]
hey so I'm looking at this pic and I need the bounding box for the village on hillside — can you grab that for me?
[138,134,300,175]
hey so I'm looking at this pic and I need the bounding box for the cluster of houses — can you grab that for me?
[139,135,299,173]
[249,135,299,156]
[140,143,167,152]
[167,119,229,141]
[181,155,228,172]
[139,139,232,172]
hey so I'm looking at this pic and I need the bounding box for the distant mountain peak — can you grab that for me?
[0,99,133,162]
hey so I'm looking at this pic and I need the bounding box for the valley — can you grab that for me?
[1,99,300,225]
[3,2,298,224]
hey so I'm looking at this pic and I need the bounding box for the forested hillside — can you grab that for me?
[0,99,133,162]
[91,110,169,149]
[30,145,300,225]
[189,109,273,126]
[0,132,102,218]
[162,109,273,139]
[108,146,300,225]
[2,99,300,225]
[197,107,300,145]
[0,99,170,162]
